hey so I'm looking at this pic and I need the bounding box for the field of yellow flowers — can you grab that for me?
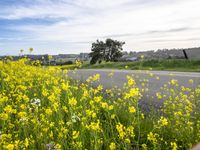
[0,59,200,150]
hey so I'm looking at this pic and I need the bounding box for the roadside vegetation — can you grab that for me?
[85,38,200,72]
[82,59,200,72]
[50,60,82,70]
[0,59,200,149]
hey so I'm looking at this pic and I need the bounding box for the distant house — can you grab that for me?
[185,48,200,59]
[126,57,138,61]
[120,55,138,61]
[79,53,90,61]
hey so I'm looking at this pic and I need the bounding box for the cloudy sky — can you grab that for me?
[0,0,200,55]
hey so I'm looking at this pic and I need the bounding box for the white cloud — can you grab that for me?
[0,0,200,54]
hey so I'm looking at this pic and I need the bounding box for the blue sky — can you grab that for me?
[0,0,200,55]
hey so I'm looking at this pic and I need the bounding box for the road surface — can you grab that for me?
[68,69,200,109]
[69,69,200,89]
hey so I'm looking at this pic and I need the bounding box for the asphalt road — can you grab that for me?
[68,69,200,109]
[69,69,200,89]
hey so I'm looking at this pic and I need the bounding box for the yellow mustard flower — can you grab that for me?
[6,144,14,150]
[68,97,77,106]
[129,106,136,113]
[171,142,178,150]
[109,142,116,150]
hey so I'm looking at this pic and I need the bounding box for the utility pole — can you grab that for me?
[183,50,188,59]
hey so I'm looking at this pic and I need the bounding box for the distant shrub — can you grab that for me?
[55,61,74,66]
[63,61,73,65]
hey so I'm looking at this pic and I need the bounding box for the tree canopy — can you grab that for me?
[89,39,125,64]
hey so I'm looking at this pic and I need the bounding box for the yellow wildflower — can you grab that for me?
[24,138,29,147]
[171,79,177,85]
[109,142,116,150]
[6,144,14,150]
[129,106,136,113]
[55,144,61,150]
[171,142,178,150]
[0,113,9,120]
[45,108,53,115]
[87,120,101,131]
[101,102,108,109]
[72,131,80,139]
[125,138,130,143]
[116,123,126,139]
[147,132,158,144]
[111,114,116,119]
[158,116,168,126]
[109,105,114,110]
[141,144,147,150]
[189,79,194,84]
[127,75,136,86]
[69,97,77,106]
[18,112,27,119]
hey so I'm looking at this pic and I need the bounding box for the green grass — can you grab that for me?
[82,59,200,72]
[48,64,78,70]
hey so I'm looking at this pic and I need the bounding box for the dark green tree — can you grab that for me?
[104,38,125,62]
[89,40,106,64]
[89,39,125,64]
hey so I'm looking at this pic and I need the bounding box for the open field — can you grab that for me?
[81,59,200,72]
[0,59,200,149]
